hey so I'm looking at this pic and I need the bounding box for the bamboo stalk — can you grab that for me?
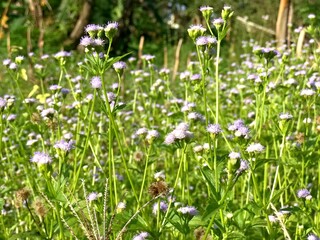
[236,16,275,35]
[172,38,183,81]
[137,35,145,69]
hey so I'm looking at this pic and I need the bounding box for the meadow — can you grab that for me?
[0,5,320,240]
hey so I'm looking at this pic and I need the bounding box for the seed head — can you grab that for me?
[148,180,169,198]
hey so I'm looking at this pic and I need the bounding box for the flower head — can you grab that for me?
[80,36,93,47]
[30,152,52,164]
[187,24,206,42]
[113,61,126,74]
[87,192,98,201]
[91,76,102,89]
[152,201,168,215]
[0,97,7,111]
[246,143,264,153]
[297,189,312,199]
[200,6,213,21]
[104,21,119,40]
[207,124,222,135]
[177,206,198,216]
[54,139,75,152]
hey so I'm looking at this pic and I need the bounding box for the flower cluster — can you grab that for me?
[80,22,119,48]
[228,119,250,139]
[246,142,265,153]
[164,122,193,145]
[297,189,312,200]
[177,205,198,216]
[54,139,75,152]
[30,152,52,165]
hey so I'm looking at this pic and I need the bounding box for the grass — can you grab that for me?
[0,5,320,240]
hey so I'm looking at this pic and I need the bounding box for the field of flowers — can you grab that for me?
[0,5,320,240]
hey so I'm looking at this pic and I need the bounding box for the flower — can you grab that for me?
[213,18,224,29]
[113,61,126,70]
[136,127,148,136]
[154,171,165,180]
[0,97,7,111]
[146,130,160,143]
[279,112,293,120]
[229,151,241,159]
[307,233,320,240]
[30,152,52,164]
[104,21,119,40]
[152,201,168,215]
[54,139,75,152]
[187,24,206,41]
[116,202,126,213]
[237,160,249,174]
[133,232,149,240]
[54,51,71,59]
[79,36,93,47]
[91,76,102,89]
[93,38,105,46]
[177,206,198,216]
[87,192,98,201]
[207,124,222,135]
[2,59,11,66]
[200,6,213,21]
[246,143,264,153]
[234,126,249,137]
[164,133,176,145]
[113,61,126,74]
[297,189,312,199]
[300,89,315,97]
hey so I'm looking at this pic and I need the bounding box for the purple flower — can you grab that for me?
[93,38,105,46]
[133,232,149,240]
[104,22,119,39]
[2,59,11,66]
[54,51,71,59]
[297,189,312,199]
[236,160,249,174]
[177,206,198,216]
[87,192,98,201]
[200,5,213,12]
[307,233,320,240]
[234,126,249,137]
[136,127,148,136]
[213,18,224,26]
[30,152,52,164]
[152,201,168,215]
[113,61,127,70]
[91,76,102,89]
[80,36,93,47]
[146,130,160,142]
[164,133,176,145]
[0,97,7,110]
[85,24,101,34]
[54,139,75,152]
[207,124,222,135]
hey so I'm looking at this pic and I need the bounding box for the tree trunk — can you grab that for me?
[276,0,292,48]
[63,0,92,47]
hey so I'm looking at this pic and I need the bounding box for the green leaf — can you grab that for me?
[199,166,220,201]
[202,198,220,221]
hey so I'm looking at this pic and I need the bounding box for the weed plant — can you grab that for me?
[0,5,320,240]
